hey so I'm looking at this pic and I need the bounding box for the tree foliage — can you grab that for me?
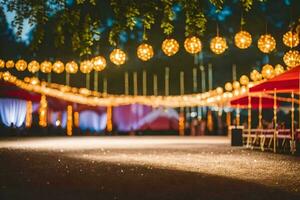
[0,0,266,58]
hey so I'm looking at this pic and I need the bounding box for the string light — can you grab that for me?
[0,59,4,68]
[92,56,107,71]
[234,31,252,49]
[225,82,233,91]
[67,105,73,136]
[80,60,93,73]
[65,61,78,74]
[25,101,32,128]
[137,43,154,61]
[257,34,276,53]
[274,64,285,76]
[28,60,40,73]
[250,69,262,82]
[283,31,299,48]
[15,59,27,71]
[261,64,274,79]
[52,61,65,73]
[210,36,228,55]
[232,81,240,90]
[239,75,249,85]
[184,36,202,54]
[74,111,80,127]
[6,60,14,68]
[40,61,52,73]
[110,48,126,66]
[39,94,48,127]
[106,106,113,132]
[283,50,300,68]
[162,38,179,56]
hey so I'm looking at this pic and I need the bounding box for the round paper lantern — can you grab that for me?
[232,81,240,90]
[224,82,233,91]
[261,64,274,79]
[15,59,27,71]
[162,38,179,56]
[210,36,228,55]
[274,64,285,76]
[65,61,78,74]
[184,36,202,54]
[257,34,276,53]
[110,48,126,66]
[28,60,40,73]
[80,60,93,73]
[6,60,14,68]
[0,59,5,68]
[282,31,299,48]
[137,43,154,61]
[52,61,64,74]
[239,75,249,86]
[234,31,252,49]
[250,69,262,82]
[92,56,107,71]
[40,61,52,73]
[283,50,300,68]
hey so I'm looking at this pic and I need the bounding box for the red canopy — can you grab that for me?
[250,65,300,93]
[230,95,279,109]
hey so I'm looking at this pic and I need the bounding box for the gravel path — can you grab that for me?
[0,136,299,200]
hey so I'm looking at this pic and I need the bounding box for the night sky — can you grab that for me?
[0,0,299,95]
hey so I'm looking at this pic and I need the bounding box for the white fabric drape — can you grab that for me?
[0,98,27,127]
[79,110,107,132]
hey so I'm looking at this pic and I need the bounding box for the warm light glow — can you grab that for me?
[179,113,185,136]
[0,59,5,68]
[40,61,52,73]
[39,95,48,127]
[25,101,32,128]
[137,43,154,61]
[162,38,179,56]
[92,56,107,71]
[283,50,300,68]
[210,36,228,55]
[239,75,249,86]
[28,60,40,73]
[6,60,14,68]
[234,31,252,49]
[250,69,262,82]
[274,64,285,76]
[282,31,299,48]
[15,59,27,71]
[224,82,233,91]
[216,87,223,95]
[232,81,240,90]
[52,61,64,74]
[65,61,78,74]
[261,64,274,79]
[257,34,276,53]
[184,36,202,54]
[67,105,73,136]
[80,60,93,73]
[74,111,80,127]
[110,48,126,66]
[106,106,113,132]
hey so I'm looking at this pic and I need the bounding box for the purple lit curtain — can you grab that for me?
[0,98,27,127]
[49,111,67,128]
[79,110,107,132]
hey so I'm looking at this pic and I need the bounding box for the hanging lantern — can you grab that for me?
[283,50,300,68]
[92,56,107,71]
[239,75,249,86]
[225,82,233,91]
[234,31,252,49]
[210,36,228,55]
[65,61,78,74]
[28,60,40,73]
[15,59,27,71]
[110,48,126,66]
[257,34,276,53]
[250,69,262,82]
[261,64,274,79]
[274,64,285,76]
[0,59,5,68]
[40,61,52,73]
[137,43,154,61]
[232,81,240,90]
[162,38,179,56]
[80,60,93,73]
[282,31,299,48]
[6,60,14,68]
[184,36,202,54]
[52,61,64,74]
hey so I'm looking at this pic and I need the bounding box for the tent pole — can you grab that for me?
[247,95,251,147]
[291,91,295,154]
[273,88,277,153]
[236,104,240,126]
[67,105,73,136]
[259,94,262,129]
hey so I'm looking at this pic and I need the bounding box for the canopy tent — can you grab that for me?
[250,65,300,93]
[230,95,280,109]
